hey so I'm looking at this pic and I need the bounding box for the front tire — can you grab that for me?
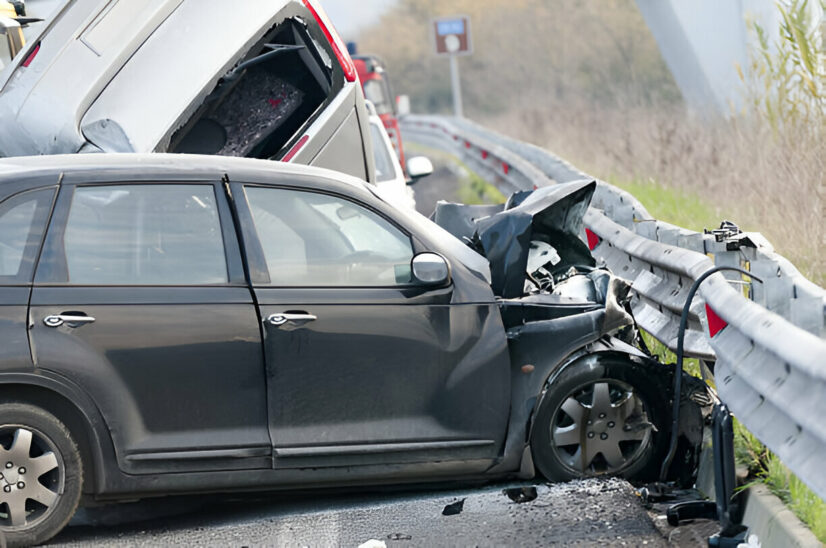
[0,403,82,547]
[531,355,670,483]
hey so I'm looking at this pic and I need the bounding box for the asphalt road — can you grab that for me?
[51,478,667,547]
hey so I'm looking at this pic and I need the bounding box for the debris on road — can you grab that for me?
[441,498,465,516]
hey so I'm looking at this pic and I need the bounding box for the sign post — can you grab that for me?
[433,16,472,118]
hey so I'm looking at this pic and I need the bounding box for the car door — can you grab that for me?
[29,178,270,474]
[230,180,511,470]
[0,184,56,372]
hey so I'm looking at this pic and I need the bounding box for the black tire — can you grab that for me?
[0,403,83,547]
[531,355,670,483]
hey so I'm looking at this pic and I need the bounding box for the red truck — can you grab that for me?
[351,51,406,170]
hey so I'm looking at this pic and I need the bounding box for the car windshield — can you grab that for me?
[370,122,397,183]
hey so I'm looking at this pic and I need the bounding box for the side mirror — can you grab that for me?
[411,252,450,285]
[406,156,433,185]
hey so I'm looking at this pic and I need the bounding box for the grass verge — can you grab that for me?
[606,177,723,233]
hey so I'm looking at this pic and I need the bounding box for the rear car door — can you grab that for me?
[0,183,55,373]
[29,179,270,474]
[231,180,511,470]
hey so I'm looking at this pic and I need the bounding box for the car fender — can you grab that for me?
[487,309,655,477]
[0,370,118,494]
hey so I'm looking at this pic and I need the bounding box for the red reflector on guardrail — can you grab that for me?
[502,162,509,174]
[481,150,488,159]
[705,304,727,337]
[465,141,471,149]
[585,228,600,251]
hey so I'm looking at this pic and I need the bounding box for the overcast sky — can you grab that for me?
[322,0,397,40]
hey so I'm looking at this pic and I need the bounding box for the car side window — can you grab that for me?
[43,184,228,285]
[0,188,55,283]
[245,186,413,286]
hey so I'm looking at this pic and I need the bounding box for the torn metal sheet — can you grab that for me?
[433,180,597,299]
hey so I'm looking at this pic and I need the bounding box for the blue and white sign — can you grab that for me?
[436,19,465,36]
[432,15,472,56]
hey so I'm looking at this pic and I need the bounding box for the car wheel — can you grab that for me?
[0,403,82,547]
[531,355,669,483]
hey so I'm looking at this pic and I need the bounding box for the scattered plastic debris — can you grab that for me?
[442,498,465,516]
[503,486,538,503]
[386,533,412,541]
[357,539,386,548]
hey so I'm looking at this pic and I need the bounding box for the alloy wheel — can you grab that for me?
[0,425,63,530]
[549,380,653,475]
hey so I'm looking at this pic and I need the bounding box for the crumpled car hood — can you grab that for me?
[433,179,597,298]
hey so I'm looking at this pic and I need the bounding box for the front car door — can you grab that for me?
[29,178,270,474]
[231,178,511,471]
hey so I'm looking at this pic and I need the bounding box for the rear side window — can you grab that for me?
[0,188,54,283]
[38,185,228,285]
[245,186,413,286]
[370,123,396,183]
[170,17,338,159]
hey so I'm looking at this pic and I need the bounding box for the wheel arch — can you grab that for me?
[517,336,670,478]
[0,373,117,495]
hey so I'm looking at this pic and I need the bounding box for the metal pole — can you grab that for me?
[449,53,463,118]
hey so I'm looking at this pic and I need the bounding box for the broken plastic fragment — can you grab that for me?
[441,498,465,516]
[503,486,538,503]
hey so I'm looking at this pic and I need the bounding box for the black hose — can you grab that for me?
[658,266,762,482]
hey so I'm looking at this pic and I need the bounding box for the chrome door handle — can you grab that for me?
[266,313,317,326]
[43,314,96,328]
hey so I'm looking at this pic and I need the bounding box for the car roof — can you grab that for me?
[0,153,373,194]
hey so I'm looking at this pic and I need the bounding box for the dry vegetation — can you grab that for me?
[358,0,825,283]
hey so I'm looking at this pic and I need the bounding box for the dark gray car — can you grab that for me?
[0,154,705,547]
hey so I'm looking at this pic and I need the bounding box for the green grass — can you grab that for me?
[617,179,826,542]
[639,331,703,380]
[456,174,507,205]
[606,177,723,233]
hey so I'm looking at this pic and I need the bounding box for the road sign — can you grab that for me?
[433,15,472,56]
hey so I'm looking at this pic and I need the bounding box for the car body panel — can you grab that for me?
[27,178,271,473]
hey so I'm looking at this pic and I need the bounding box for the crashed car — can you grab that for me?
[0,154,705,546]
[0,0,375,182]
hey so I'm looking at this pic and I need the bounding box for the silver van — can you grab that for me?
[0,0,375,182]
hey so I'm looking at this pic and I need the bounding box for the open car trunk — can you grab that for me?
[169,16,334,159]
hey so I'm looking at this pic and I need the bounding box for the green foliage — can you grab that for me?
[606,177,723,234]
[745,0,826,130]
[758,452,826,542]
[456,173,507,205]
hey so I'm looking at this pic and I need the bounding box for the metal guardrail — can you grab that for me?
[401,114,826,500]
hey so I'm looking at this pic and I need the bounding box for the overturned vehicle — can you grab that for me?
[432,180,710,483]
[0,0,376,181]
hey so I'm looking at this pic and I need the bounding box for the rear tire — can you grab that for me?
[531,355,670,483]
[0,403,82,547]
